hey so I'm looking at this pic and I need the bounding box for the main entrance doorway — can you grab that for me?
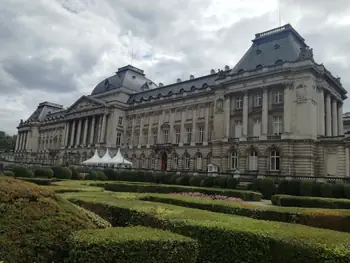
[160,152,168,171]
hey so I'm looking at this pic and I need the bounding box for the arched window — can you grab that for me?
[275,59,283,65]
[270,150,280,171]
[238,69,245,74]
[172,154,179,170]
[116,132,122,146]
[194,153,202,170]
[248,150,258,171]
[183,154,190,170]
[207,152,212,165]
[230,151,239,170]
[256,64,263,70]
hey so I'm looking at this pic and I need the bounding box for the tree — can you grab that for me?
[0,131,16,152]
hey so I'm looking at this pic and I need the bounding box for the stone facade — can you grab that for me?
[14,24,349,176]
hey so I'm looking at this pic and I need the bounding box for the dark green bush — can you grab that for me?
[312,182,322,197]
[103,168,116,180]
[86,171,98,180]
[299,181,313,196]
[73,198,350,263]
[143,171,155,183]
[104,182,261,201]
[200,177,214,188]
[70,167,82,180]
[226,177,238,189]
[52,166,71,179]
[167,174,179,185]
[12,166,34,178]
[344,184,350,198]
[250,178,262,192]
[213,176,227,188]
[34,168,53,178]
[332,183,345,198]
[175,176,190,186]
[3,171,14,177]
[277,180,289,194]
[20,177,54,186]
[68,226,198,263]
[260,178,276,199]
[271,194,350,209]
[189,176,202,187]
[96,171,107,181]
[320,183,333,198]
[154,172,166,184]
[288,180,301,196]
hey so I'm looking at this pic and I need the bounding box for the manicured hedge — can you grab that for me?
[104,181,262,201]
[34,168,54,178]
[52,166,72,179]
[68,226,198,263]
[140,193,350,233]
[71,195,350,263]
[19,177,57,186]
[11,166,34,178]
[272,194,350,209]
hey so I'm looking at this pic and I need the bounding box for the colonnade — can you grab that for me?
[15,131,28,151]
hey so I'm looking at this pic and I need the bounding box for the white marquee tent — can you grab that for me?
[81,148,132,167]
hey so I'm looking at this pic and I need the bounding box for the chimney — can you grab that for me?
[210,69,215,74]
[176,78,181,83]
[225,65,230,71]
[159,82,164,87]
[190,75,194,80]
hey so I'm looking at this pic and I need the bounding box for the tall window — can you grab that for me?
[270,150,280,171]
[136,117,141,126]
[187,109,193,119]
[144,115,149,125]
[273,91,282,104]
[143,131,148,145]
[248,151,258,171]
[163,130,169,143]
[142,157,147,168]
[175,129,180,144]
[184,155,190,169]
[173,154,179,169]
[153,131,157,144]
[230,151,239,170]
[273,116,283,135]
[118,117,123,126]
[235,120,242,138]
[195,153,202,170]
[153,114,159,123]
[253,119,261,137]
[254,94,262,107]
[175,110,181,121]
[164,112,170,122]
[135,132,139,145]
[207,152,212,165]
[199,107,205,118]
[198,127,204,143]
[186,128,192,144]
[236,97,243,109]
[116,132,121,146]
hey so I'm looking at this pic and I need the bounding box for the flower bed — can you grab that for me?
[70,193,350,263]
[170,192,244,204]
[68,226,198,263]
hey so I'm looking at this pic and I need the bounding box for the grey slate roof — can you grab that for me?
[91,65,158,95]
[26,102,64,123]
[127,72,218,103]
[232,24,308,72]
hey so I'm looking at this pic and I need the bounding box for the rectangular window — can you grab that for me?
[153,131,157,144]
[163,130,169,143]
[254,94,262,107]
[253,119,261,137]
[153,114,159,123]
[273,116,283,135]
[164,112,170,123]
[235,120,242,137]
[198,127,204,143]
[175,129,180,144]
[236,97,243,109]
[186,128,192,144]
[144,116,149,124]
[273,91,282,104]
[136,117,141,126]
[118,117,123,126]
[143,131,148,145]
[199,107,205,118]
[175,110,181,121]
[187,109,193,119]
[116,132,121,146]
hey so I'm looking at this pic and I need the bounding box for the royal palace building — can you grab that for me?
[14,24,350,177]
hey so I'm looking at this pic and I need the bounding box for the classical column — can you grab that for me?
[170,110,175,144]
[75,119,82,146]
[17,132,22,151]
[21,132,26,151]
[319,88,325,136]
[224,96,230,140]
[261,87,268,139]
[242,92,248,137]
[64,122,70,147]
[89,116,96,145]
[283,85,291,134]
[15,133,20,151]
[179,109,186,146]
[325,93,332,136]
[147,115,152,148]
[70,120,76,147]
[203,104,209,145]
[25,131,29,151]
[138,116,143,147]
[191,106,197,146]
[332,98,338,136]
[346,148,350,177]
[157,112,162,144]
[129,116,135,148]
[83,118,89,146]
[338,102,344,136]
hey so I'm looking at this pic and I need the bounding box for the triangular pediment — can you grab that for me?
[66,95,107,114]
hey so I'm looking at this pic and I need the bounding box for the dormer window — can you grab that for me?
[132,75,136,79]
[274,44,280,49]
[256,49,261,55]
[275,59,283,65]
[238,69,245,74]
[256,64,263,70]
[168,91,173,96]
[190,86,196,91]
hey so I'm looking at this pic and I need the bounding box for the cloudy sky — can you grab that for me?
[1,0,350,135]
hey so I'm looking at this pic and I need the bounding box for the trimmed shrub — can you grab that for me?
[96,171,108,181]
[260,178,276,199]
[299,181,313,197]
[166,174,179,185]
[320,183,333,198]
[72,198,350,263]
[3,171,14,177]
[85,171,98,181]
[68,226,198,263]
[332,183,345,198]
[70,167,82,180]
[175,176,190,186]
[12,166,34,178]
[288,180,301,196]
[200,177,214,188]
[312,182,322,197]
[140,193,350,233]
[226,177,238,189]
[104,182,262,201]
[250,178,262,192]
[52,165,72,179]
[277,180,289,194]
[103,168,116,180]
[143,171,155,183]
[344,184,350,198]
[213,176,227,188]
[154,172,166,184]
[271,194,350,209]
[34,168,53,178]
[189,176,202,187]
[20,177,54,186]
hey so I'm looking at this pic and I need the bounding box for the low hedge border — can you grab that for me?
[68,226,198,263]
[103,181,262,201]
[271,194,350,209]
[70,195,350,263]
[139,194,350,233]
